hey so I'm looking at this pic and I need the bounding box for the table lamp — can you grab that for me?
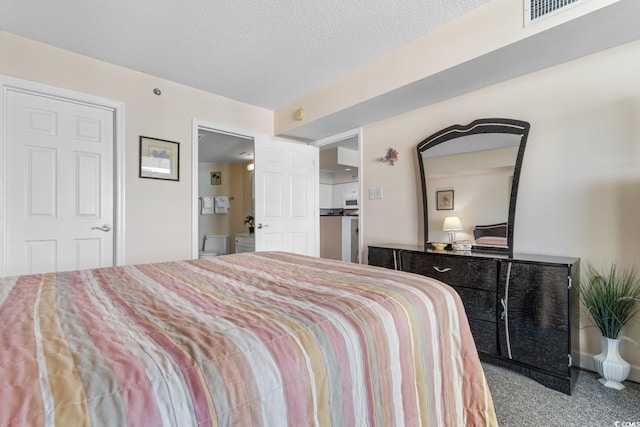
[443,216,463,245]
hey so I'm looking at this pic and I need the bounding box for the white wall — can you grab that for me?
[361,38,640,375]
[319,171,334,185]
[0,32,272,264]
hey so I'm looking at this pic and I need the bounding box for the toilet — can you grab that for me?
[199,234,230,258]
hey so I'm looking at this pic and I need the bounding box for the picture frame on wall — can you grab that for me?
[436,190,454,210]
[139,136,180,181]
[211,171,221,185]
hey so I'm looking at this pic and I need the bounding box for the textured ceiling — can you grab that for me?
[0,0,488,110]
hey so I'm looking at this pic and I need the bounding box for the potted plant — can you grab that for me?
[244,214,255,234]
[578,263,640,389]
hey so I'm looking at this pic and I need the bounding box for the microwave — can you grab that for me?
[344,196,359,209]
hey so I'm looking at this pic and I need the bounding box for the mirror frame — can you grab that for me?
[417,118,530,254]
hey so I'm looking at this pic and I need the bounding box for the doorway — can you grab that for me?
[314,128,362,263]
[194,125,255,258]
[191,120,320,259]
[0,75,124,276]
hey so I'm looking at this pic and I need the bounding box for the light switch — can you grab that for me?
[369,187,383,200]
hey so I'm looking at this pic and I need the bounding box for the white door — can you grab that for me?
[254,138,318,256]
[3,89,114,276]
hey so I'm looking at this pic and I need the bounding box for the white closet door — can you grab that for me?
[4,89,114,275]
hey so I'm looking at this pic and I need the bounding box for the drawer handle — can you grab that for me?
[433,267,451,273]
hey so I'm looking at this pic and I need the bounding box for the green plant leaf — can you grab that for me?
[577,263,640,339]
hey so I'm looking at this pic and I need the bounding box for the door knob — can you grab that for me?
[91,224,112,232]
[257,223,269,229]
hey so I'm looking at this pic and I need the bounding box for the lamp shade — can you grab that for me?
[443,216,463,231]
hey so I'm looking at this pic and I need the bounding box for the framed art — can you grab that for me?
[139,136,180,181]
[436,190,454,210]
[211,171,221,185]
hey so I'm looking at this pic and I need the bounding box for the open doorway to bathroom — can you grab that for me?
[197,128,255,257]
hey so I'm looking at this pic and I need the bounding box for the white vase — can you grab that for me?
[593,337,630,390]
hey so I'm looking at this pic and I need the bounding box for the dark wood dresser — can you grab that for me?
[369,244,580,394]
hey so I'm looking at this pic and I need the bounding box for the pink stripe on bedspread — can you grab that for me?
[137,261,329,426]
[0,251,497,426]
[0,275,45,426]
[67,270,164,427]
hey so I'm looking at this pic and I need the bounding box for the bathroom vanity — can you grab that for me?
[234,234,255,254]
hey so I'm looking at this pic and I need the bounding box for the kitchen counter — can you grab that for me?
[320,216,342,260]
[319,215,359,263]
[320,212,359,217]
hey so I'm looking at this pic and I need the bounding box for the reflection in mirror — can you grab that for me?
[417,119,530,253]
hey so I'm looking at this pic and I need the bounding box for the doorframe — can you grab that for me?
[312,127,363,263]
[191,118,263,259]
[0,75,126,275]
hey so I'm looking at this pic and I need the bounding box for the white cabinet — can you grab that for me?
[320,184,333,209]
[344,182,358,199]
[325,181,359,209]
[332,183,345,208]
[332,182,358,208]
[235,234,255,253]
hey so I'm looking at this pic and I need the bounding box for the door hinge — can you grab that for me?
[568,276,572,289]
[568,354,573,367]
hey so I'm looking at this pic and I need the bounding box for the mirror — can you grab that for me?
[417,118,530,253]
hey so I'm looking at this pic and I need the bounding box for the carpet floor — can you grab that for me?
[482,363,640,426]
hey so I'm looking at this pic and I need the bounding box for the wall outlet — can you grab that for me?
[369,187,383,200]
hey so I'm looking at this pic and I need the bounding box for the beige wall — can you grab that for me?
[0,32,271,264]
[360,38,640,376]
[274,0,620,135]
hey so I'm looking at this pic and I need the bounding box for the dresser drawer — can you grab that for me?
[400,252,496,291]
[368,246,398,270]
[401,252,465,285]
[469,319,497,354]
[452,286,496,323]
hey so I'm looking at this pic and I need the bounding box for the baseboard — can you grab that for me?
[578,352,640,384]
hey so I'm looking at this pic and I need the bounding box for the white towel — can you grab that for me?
[214,196,229,214]
[201,196,214,215]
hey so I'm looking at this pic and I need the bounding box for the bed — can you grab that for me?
[472,222,509,252]
[0,251,496,426]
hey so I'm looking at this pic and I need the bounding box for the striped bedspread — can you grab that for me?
[0,251,497,426]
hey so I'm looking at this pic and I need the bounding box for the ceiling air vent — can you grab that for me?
[524,0,590,25]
